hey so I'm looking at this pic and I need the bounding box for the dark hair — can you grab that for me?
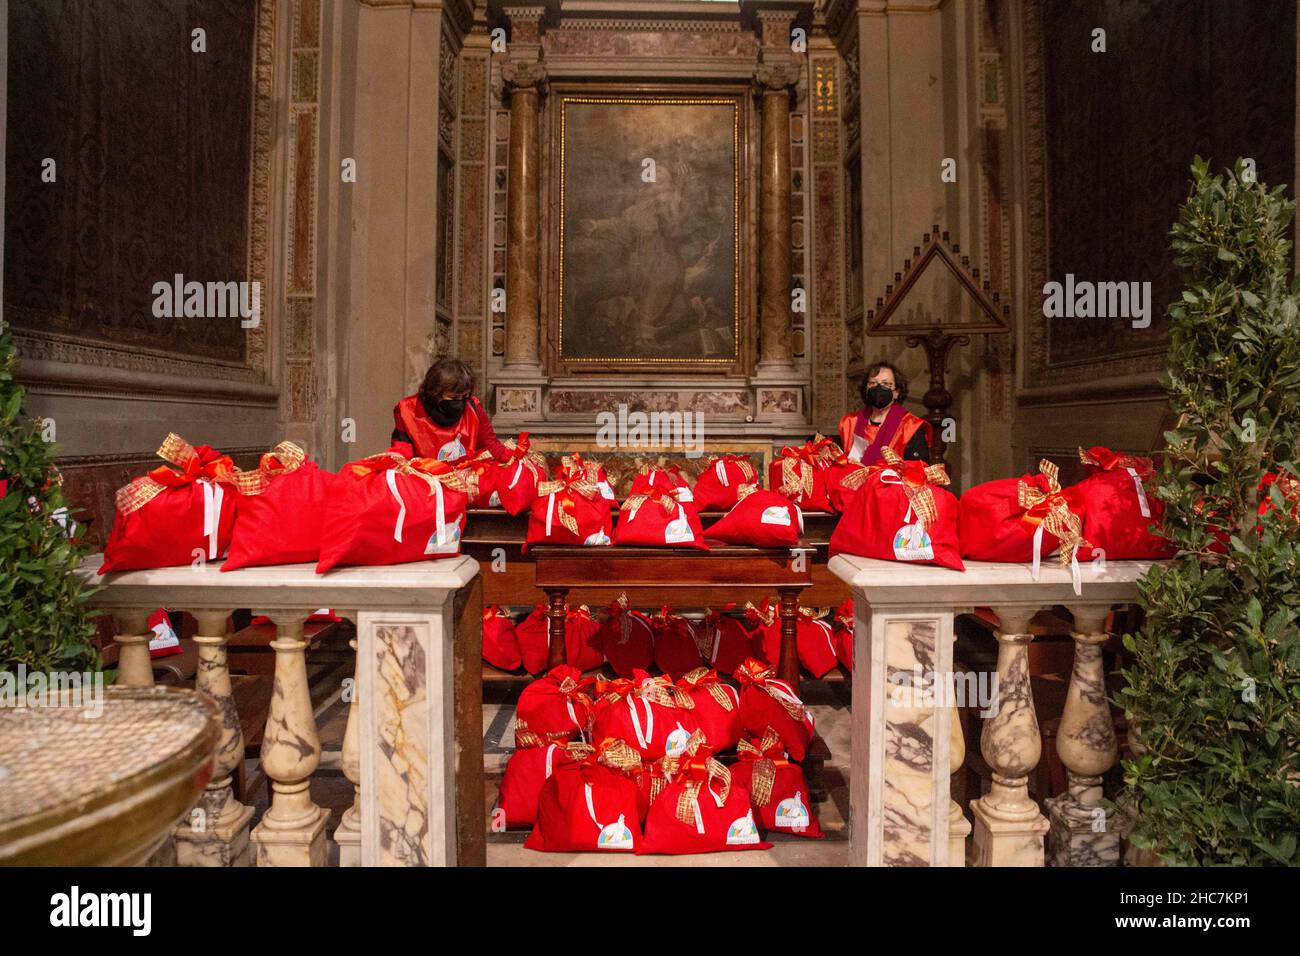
[860,361,908,406]
[419,357,475,409]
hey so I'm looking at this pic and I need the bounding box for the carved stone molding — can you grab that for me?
[501,58,549,92]
[755,61,803,92]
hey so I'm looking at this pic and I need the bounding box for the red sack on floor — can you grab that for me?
[591,670,699,760]
[1071,447,1175,560]
[524,470,613,548]
[525,739,645,852]
[613,488,708,550]
[482,605,523,672]
[492,433,550,514]
[515,665,594,746]
[830,448,964,572]
[731,729,824,838]
[516,605,551,675]
[652,607,705,680]
[744,599,781,667]
[101,433,238,573]
[692,454,760,512]
[705,489,803,547]
[734,658,816,761]
[677,667,742,752]
[223,443,338,571]
[768,436,839,512]
[315,453,471,573]
[565,604,604,671]
[832,598,853,672]
[796,608,839,679]
[596,596,656,678]
[496,740,585,828]
[558,453,619,504]
[695,606,756,675]
[959,459,1089,590]
[638,735,768,854]
[629,464,690,497]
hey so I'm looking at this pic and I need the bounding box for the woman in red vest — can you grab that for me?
[391,357,510,462]
[837,361,932,465]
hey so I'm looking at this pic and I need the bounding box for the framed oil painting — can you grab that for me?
[557,95,741,370]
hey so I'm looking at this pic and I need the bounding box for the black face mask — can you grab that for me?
[866,385,894,409]
[427,397,466,427]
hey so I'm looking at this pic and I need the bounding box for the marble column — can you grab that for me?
[112,609,154,688]
[755,63,800,371]
[971,606,1050,866]
[250,612,328,867]
[502,61,545,370]
[949,695,972,866]
[174,608,253,867]
[1047,606,1120,866]
[334,636,363,867]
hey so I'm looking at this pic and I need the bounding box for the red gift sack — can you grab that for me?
[525,470,613,548]
[734,658,816,761]
[796,608,839,679]
[823,457,875,514]
[677,667,742,752]
[768,436,839,512]
[452,450,501,508]
[515,665,594,746]
[516,605,551,675]
[731,729,824,838]
[638,735,768,855]
[496,741,584,828]
[525,739,645,853]
[613,488,708,550]
[565,604,604,671]
[692,455,759,512]
[629,464,690,497]
[492,434,549,514]
[591,671,699,761]
[315,453,471,573]
[705,489,803,548]
[558,453,619,504]
[832,598,853,672]
[1072,447,1175,560]
[101,433,238,573]
[830,448,964,572]
[482,605,523,672]
[744,599,780,667]
[696,606,756,675]
[960,459,1089,590]
[223,443,338,571]
[146,608,183,659]
[652,607,705,680]
[596,596,656,678]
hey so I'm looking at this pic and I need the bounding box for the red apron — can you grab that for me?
[393,394,481,462]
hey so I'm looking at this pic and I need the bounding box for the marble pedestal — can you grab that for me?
[1047,786,1120,867]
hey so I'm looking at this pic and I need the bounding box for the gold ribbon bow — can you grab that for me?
[620,488,679,523]
[744,600,775,628]
[679,667,736,712]
[114,433,237,515]
[230,441,307,496]
[536,471,603,536]
[1078,446,1154,477]
[501,432,548,482]
[513,716,576,749]
[735,482,760,503]
[878,446,950,528]
[348,451,478,499]
[736,727,786,807]
[1017,459,1088,565]
[669,734,732,826]
[734,658,809,725]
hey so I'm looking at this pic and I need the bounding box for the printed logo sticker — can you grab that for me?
[425,521,461,555]
[598,480,616,500]
[726,810,761,845]
[664,724,692,756]
[488,490,502,507]
[892,522,934,562]
[664,516,695,544]
[436,437,466,461]
[598,816,635,850]
[775,791,811,829]
[760,505,792,526]
[584,529,611,546]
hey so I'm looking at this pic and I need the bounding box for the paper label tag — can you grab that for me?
[583,529,611,546]
[674,486,694,503]
[598,817,635,850]
[148,617,180,654]
[726,810,761,845]
[775,792,810,829]
[892,521,934,561]
[425,517,461,555]
[664,725,691,756]
[598,480,616,500]
[488,490,502,507]
[760,505,792,526]
[664,511,695,544]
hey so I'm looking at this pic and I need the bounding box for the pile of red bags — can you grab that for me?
[596,595,656,677]
[591,670,699,759]
[706,488,802,547]
[692,454,760,511]
[482,604,523,671]
[695,605,756,675]
[223,441,339,571]
[729,728,823,838]
[1071,447,1174,560]
[745,600,842,679]
[651,606,705,680]
[514,664,594,747]
[768,435,841,512]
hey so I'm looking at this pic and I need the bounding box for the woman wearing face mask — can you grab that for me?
[837,360,932,465]
[390,357,511,462]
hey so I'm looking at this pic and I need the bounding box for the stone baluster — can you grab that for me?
[1046,605,1120,866]
[250,612,328,866]
[948,689,971,866]
[112,609,155,688]
[971,606,1049,866]
[174,608,254,866]
[334,635,362,866]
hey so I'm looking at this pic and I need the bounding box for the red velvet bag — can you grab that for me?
[960,459,1089,590]
[101,433,238,573]
[496,740,584,828]
[677,667,742,752]
[744,599,780,667]
[734,658,816,761]
[146,608,183,659]
[558,453,618,504]
[596,597,656,678]
[515,665,594,746]
[629,464,690,497]
[452,450,500,508]
[768,436,839,512]
[223,443,338,571]
[705,489,803,547]
[795,609,839,679]
[731,729,824,838]
[315,453,471,573]
[613,488,708,550]
[638,736,768,855]
[829,449,964,572]
[565,604,604,671]
[823,457,873,514]
[591,670,700,760]
[516,605,551,675]
[525,470,613,548]
[1072,447,1175,560]
[652,607,705,680]
[696,606,756,675]
[525,739,645,853]
[832,598,853,672]
[692,454,760,512]
[492,434,550,515]
[482,605,523,672]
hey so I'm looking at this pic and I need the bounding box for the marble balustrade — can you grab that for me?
[77,556,481,867]
[828,555,1159,867]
